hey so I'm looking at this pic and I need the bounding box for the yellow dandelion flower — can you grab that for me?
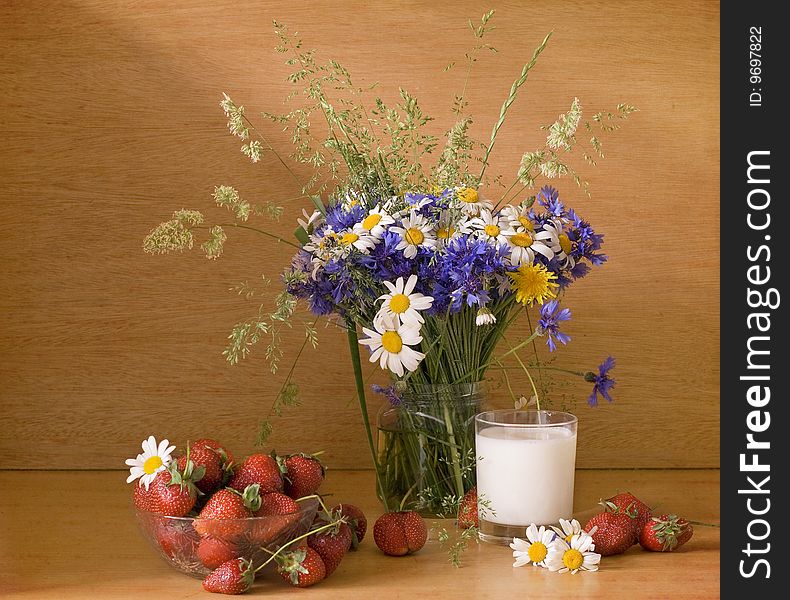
[508,263,559,306]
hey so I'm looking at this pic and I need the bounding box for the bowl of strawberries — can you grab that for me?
[129,437,326,579]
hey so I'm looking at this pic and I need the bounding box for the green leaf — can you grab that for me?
[294,225,309,245]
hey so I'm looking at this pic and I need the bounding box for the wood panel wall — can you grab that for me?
[0,1,720,469]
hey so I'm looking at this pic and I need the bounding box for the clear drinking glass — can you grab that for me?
[475,410,578,544]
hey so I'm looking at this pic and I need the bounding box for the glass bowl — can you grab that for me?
[134,497,320,578]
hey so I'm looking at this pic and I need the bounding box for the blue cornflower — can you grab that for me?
[325,202,365,231]
[372,384,401,406]
[538,300,572,351]
[537,185,565,217]
[585,356,616,406]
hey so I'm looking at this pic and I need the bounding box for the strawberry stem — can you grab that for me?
[251,518,342,574]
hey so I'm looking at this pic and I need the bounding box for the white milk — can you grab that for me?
[476,425,577,526]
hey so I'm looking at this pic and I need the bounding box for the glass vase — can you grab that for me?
[376,382,485,515]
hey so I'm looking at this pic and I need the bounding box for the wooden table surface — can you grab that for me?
[0,469,720,598]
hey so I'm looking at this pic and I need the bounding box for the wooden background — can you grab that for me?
[0,1,719,470]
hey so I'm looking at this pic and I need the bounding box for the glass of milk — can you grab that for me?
[475,410,577,544]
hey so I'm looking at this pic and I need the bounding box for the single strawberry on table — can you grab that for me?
[639,514,694,552]
[283,453,325,499]
[149,458,205,517]
[457,487,478,529]
[277,547,326,588]
[194,485,261,540]
[248,492,301,545]
[603,492,652,543]
[332,503,367,548]
[307,516,353,576]
[202,557,254,595]
[584,508,636,556]
[228,453,284,495]
[373,511,427,556]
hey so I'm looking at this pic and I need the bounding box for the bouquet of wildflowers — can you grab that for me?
[144,11,631,513]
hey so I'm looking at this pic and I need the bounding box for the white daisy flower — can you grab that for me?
[455,187,493,216]
[336,228,378,254]
[510,523,560,568]
[500,201,537,234]
[341,190,367,209]
[303,227,339,262]
[503,228,555,266]
[296,208,323,234]
[125,436,175,490]
[390,211,437,259]
[469,210,511,246]
[514,394,537,409]
[545,533,601,574]
[541,220,576,268]
[353,204,396,238]
[376,274,434,326]
[475,307,496,326]
[434,212,472,248]
[551,518,596,548]
[358,315,426,376]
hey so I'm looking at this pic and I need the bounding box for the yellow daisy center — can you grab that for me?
[559,233,572,255]
[405,228,425,245]
[563,548,584,571]
[437,227,455,239]
[362,213,383,230]
[511,232,533,247]
[518,216,534,231]
[381,331,403,353]
[340,232,360,246]
[565,534,574,543]
[484,224,501,238]
[389,294,411,314]
[508,263,559,306]
[458,188,479,204]
[143,456,163,474]
[527,541,548,563]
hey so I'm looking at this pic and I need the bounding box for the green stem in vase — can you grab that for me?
[441,402,465,499]
[345,320,390,512]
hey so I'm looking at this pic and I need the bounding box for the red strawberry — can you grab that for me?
[228,453,284,495]
[604,492,652,543]
[277,547,326,587]
[178,445,223,495]
[584,510,636,556]
[307,520,352,576]
[457,487,478,529]
[132,481,158,512]
[639,514,694,552]
[248,492,301,545]
[194,485,260,540]
[283,454,325,499]
[155,523,198,558]
[202,557,254,595]
[198,537,242,569]
[193,438,236,469]
[373,511,427,556]
[150,459,204,517]
[332,503,367,548]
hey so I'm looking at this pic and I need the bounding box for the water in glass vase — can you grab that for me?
[376,382,485,515]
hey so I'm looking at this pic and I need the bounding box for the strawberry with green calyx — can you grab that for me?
[332,503,367,548]
[150,455,205,517]
[307,511,353,576]
[177,444,223,495]
[194,485,261,540]
[603,492,652,543]
[457,487,478,529]
[228,453,284,495]
[282,453,325,499]
[277,547,326,587]
[373,511,427,556]
[202,557,254,595]
[584,506,637,556]
[639,514,694,551]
